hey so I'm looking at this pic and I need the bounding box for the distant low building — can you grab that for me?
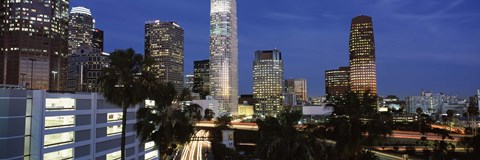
[406,91,468,116]
[238,104,254,117]
[310,96,327,105]
[192,96,219,118]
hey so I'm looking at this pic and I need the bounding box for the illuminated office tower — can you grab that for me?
[68,7,94,55]
[193,60,210,98]
[285,79,308,105]
[145,20,184,94]
[0,0,69,90]
[253,50,284,116]
[325,67,350,101]
[210,0,238,113]
[349,15,377,95]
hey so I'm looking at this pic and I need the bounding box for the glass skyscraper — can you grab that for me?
[0,0,69,91]
[253,50,283,117]
[145,20,185,94]
[349,15,377,96]
[210,0,238,113]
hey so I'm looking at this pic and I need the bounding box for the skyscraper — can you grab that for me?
[0,0,69,90]
[349,15,377,95]
[145,20,184,94]
[285,79,308,105]
[67,6,109,92]
[253,50,284,116]
[193,60,210,98]
[68,7,94,55]
[325,67,350,101]
[210,0,238,113]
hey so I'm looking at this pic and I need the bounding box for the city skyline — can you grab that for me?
[70,0,480,98]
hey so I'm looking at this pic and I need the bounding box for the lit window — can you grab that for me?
[45,98,75,111]
[145,141,155,150]
[44,132,74,147]
[107,112,123,122]
[45,115,75,129]
[44,148,73,160]
[145,150,158,160]
[107,125,122,136]
[106,150,121,160]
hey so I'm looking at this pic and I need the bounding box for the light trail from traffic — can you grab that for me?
[180,130,211,160]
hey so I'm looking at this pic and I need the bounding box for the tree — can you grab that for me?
[178,88,193,102]
[467,106,479,134]
[358,149,380,160]
[329,91,392,159]
[254,110,327,160]
[185,103,203,121]
[134,82,195,159]
[215,115,233,130]
[98,48,156,159]
[204,108,215,121]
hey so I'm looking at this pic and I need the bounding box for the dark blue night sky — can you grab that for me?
[71,0,480,98]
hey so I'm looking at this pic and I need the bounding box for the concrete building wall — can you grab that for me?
[0,89,158,160]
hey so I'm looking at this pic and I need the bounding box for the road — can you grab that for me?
[178,130,211,160]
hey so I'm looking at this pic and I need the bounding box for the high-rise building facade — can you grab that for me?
[285,79,308,105]
[210,0,238,113]
[145,20,184,94]
[68,7,94,56]
[67,46,110,92]
[325,66,350,101]
[253,50,284,116]
[0,0,69,91]
[193,60,210,98]
[67,6,108,92]
[349,15,377,95]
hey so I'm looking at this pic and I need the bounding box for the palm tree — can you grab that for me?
[204,108,215,121]
[98,48,156,159]
[254,110,327,160]
[134,82,195,159]
[185,103,203,121]
[215,114,233,130]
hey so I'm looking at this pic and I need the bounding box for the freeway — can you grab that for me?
[195,121,468,141]
[178,130,211,160]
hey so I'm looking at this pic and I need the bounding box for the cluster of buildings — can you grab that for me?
[0,1,162,159]
[324,15,377,102]
[1,0,478,159]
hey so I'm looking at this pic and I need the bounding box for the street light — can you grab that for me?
[28,58,36,89]
[20,73,26,88]
[51,71,58,90]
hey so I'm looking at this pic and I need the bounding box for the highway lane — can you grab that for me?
[179,130,211,160]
